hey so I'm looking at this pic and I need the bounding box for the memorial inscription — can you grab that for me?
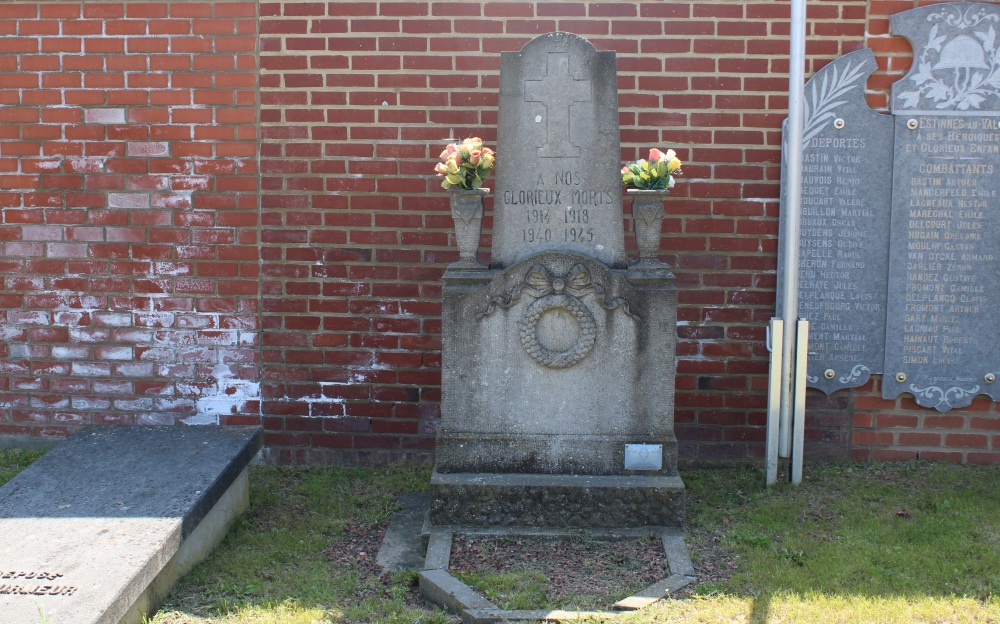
[882,113,1000,409]
[493,33,626,267]
[0,570,77,596]
[881,2,1000,410]
[778,49,894,394]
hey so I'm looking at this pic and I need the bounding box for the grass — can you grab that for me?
[685,462,999,600]
[643,461,1000,623]
[2,448,998,622]
[0,447,46,487]
[455,568,550,611]
[152,463,452,624]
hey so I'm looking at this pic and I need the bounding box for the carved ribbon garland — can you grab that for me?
[477,263,640,320]
[523,263,593,298]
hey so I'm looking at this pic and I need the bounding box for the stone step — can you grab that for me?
[428,472,685,528]
[0,425,262,624]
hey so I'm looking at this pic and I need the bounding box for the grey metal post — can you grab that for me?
[779,0,808,461]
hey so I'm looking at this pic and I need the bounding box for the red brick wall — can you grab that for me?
[256,0,869,464]
[1,0,997,465]
[0,1,260,437]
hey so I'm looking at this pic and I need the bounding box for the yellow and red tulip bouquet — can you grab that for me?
[434,137,496,190]
[621,148,682,191]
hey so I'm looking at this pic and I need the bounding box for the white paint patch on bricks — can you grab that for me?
[84,108,126,124]
[33,159,61,171]
[136,311,176,327]
[183,364,260,425]
[172,176,211,190]
[108,192,150,209]
[54,311,88,326]
[299,385,348,418]
[176,314,215,329]
[156,192,192,209]
[4,242,44,256]
[92,312,133,327]
[71,362,112,377]
[8,311,49,325]
[47,243,88,258]
[68,157,107,173]
[21,225,63,241]
[0,327,27,340]
[153,262,191,276]
[126,141,169,157]
[51,346,90,360]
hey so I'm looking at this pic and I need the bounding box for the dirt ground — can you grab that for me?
[328,515,737,612]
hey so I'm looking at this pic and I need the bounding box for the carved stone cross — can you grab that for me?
[524,52,593,157]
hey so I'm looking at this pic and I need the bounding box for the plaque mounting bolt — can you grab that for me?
[986,373,996,384]
[895,372,907,382]
[833,118,845,129]
[906,118,919,130]
[824,369,836,379]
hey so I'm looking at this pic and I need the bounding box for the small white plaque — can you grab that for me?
[624,444,662,471]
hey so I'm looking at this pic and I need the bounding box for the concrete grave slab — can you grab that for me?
[0,425,261,624]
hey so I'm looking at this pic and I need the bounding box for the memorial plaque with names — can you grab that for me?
[777,49,894,394]
[882,2,1000,410]
[492,32,627,268]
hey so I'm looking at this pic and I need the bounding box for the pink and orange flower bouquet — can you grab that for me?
[621,148,682,191]
[434,137,496,190]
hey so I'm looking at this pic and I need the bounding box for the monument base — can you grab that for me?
[427,471,684,529]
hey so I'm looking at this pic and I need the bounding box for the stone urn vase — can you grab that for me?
[449,187,489,267]
[628,189,669,267]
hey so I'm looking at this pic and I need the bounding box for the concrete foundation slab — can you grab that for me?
[376,493,428,572]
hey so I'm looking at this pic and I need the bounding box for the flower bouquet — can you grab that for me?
[621,148,682,190]
[434,137,496,190]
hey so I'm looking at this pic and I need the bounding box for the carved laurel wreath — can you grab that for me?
[519,293,597,369]
[477,263,640,369]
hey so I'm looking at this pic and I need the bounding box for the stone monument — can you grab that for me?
[428,32,683,529]
[780,2,1000,411]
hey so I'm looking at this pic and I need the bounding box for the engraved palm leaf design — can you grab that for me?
[801,60,868,149]
[783,60,868,162]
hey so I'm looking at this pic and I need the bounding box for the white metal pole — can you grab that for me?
[791,319,809,484]
[779,0,809,461]
[765,319,784,485]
